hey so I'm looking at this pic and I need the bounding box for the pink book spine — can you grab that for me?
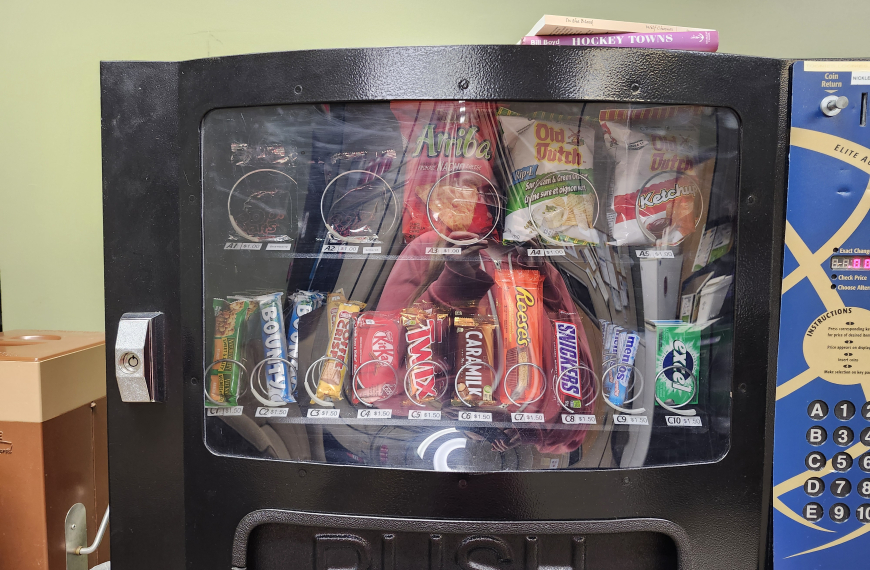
[521,30,719,52]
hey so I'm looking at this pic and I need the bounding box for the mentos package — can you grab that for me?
[207,299,253,406]
[498,110,598,245]
[390,101,500,243]
[600,106,704,246]
[602,329,639,407]
[654,323,701,406]
[285,290,325,403]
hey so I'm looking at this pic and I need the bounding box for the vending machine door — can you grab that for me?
[773,60,870,569]
[101,47,788,570]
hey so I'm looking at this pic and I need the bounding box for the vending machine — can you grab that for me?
[101,47,788,569]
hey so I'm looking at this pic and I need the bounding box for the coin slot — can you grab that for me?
[862,93,867,127]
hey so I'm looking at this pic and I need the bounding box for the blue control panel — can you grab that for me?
[774,61,870,568]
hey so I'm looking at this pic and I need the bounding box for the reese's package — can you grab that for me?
[498,110,598,245]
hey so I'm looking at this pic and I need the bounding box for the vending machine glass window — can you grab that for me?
[200,100,739,472]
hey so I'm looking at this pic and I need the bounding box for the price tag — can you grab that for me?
[458,411,492,422]
[408,410,441,420]
[512,413,545,423]
[206,406,244,416]
[322,244,359,253]
[666,416,702,427]
[357,408,392,419]
[224,242,262,250]
[307,408,341,418]
[614,414,649,425]
[255,407,289,417]
[425,247,462,255]
[265,243,293,251]
[362,246,382,254]
[528,249,566,257]
[561,414,597,424]
[635,249,674,259]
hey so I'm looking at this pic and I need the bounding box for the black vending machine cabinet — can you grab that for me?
[101,46,789,570]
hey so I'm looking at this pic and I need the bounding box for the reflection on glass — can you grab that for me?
[200,101,739,471]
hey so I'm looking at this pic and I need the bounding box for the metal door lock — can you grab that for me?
[115,312,165,402]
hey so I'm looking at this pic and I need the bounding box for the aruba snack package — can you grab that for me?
[498,110,598,245]
[207,299,253,406]
[494,269,545,406]
[285,290,325,402]
[654,322,701,406]
[390,101,500,243]
[600,106,705,246]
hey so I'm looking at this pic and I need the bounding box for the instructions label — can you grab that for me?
[265,243,293,251]
[307,408,341,419]
[255,407,289,418]
[206,406,244,416]
[803,307,870,381]
[362,246,382,254]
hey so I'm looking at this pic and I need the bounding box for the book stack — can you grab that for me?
[520,15,718,53]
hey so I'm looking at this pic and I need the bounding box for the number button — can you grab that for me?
[831,478,852,498]
[859,479,870,499]
[833,452,853,472]
[861,427,870,446]
[830,503,851,523]
[857,504,870,523]
[808,400,829,420]
[803,502,824,522]
[807,426,827,446]
[860,453,870,472]
[804,477,825,497]
[862,401,870,420]
[834,426,855,447]
[835,400,856,421]
[806,451,827,471]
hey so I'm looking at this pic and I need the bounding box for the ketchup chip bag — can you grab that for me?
[600,106,705,246]
[390,101,500,243]
[352,311,404,404]
[494,269,545,406]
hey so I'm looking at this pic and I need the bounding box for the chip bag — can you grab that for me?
[390,101,500,243]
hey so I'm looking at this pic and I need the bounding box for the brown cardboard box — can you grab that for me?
[0,331,107,570]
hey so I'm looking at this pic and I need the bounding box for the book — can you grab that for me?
[526,14,711,36]
[521,31,719,53]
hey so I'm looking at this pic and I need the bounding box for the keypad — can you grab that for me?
[802,399,870,523]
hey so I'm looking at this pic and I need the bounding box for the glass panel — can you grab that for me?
[201,101,739,471]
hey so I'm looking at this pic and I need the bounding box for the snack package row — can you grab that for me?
[221,103,712,252]
[206,269,602,416]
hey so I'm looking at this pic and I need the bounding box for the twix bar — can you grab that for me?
[402,305,448,404]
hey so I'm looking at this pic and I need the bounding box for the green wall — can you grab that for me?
[1,0,868,331]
